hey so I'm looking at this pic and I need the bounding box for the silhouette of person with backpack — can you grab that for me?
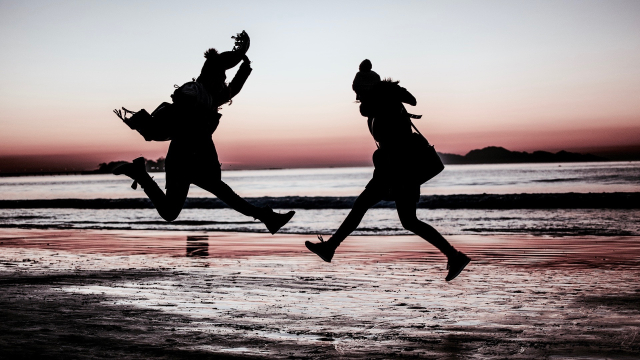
[112,31,294,234]
[305,60,470,281]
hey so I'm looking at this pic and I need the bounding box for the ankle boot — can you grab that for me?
[305,235,337,263]
[255,206,295,235]
[112,157,151,189]
[445,251,471,282]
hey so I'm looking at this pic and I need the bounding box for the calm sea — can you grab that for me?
[1,161,639,236]
[1,161,639,200]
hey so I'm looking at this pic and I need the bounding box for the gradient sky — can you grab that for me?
[1,0,639,170]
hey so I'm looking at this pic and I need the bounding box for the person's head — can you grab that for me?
[353,60,380,100]
[196,49,225,91]
[359,59,372,72]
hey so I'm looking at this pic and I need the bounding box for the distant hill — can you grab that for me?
[438,146,606,165]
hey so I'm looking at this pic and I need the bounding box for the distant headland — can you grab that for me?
[93,147,608,174]
[437,146,606,165]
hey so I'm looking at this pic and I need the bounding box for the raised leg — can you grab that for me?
[113,158,189,222]
[195,178,294,234]
[305,187,382,262]
[141,177,190,222]
[195,179,260,217]
[396,198,470,281]
[328,187,383,246]
[395,198,456,257]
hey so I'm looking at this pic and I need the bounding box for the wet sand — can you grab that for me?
[1,228,639,359]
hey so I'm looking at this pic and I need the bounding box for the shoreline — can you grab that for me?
[2,192,639,209]
[1,160,639,178]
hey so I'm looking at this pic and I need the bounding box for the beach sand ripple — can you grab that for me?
[1,229,639,359]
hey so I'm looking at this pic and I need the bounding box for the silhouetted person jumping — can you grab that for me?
[305,60,470,281]
[112,31,294,234]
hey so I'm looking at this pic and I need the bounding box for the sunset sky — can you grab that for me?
[1,0,639,171]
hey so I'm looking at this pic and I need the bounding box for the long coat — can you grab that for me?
[360,81,420,201]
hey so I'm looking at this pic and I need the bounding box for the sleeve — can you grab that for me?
[352,72,362,93]
[227,61,252,100]
[398,86,417,106]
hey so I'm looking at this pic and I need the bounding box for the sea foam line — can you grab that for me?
[0,193,638,209]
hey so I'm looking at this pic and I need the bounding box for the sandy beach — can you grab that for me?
[1,228,639,359]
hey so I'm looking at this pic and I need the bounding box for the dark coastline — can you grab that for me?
[2,146,634,177]
[1,192,637,209]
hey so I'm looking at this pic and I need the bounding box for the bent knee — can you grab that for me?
[158,208,181,222]
[399,217,420,231]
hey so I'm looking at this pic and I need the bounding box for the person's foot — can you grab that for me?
[258,207,295,235]
[305,235,336,263]
[112,157,147,189]
[445,251,471,282]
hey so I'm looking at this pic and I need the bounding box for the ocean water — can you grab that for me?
[1,208,638,236]
[1,161,639,236]
[1,161,639,200]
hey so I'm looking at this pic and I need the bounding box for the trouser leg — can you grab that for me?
[328,187,383,247]
[138,173,190,222]
[395,198,457,257]
[194,179,260,218]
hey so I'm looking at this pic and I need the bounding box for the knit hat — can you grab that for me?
[352,59,381,100]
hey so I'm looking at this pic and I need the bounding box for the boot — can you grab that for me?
[112,157,151,189]
[305,235,337,263]
[445,251,471,282]
[255,206,295,235]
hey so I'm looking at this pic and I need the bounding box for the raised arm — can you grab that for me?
[228,56,252,100]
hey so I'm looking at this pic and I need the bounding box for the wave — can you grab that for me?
[533,177,583,183]
[532,174,638,184]
[0,193,638,209]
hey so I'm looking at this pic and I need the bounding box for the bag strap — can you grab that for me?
[369,104,425,149]
[410,120,423,136]
[399,103,424,134]
[409,119,432,146]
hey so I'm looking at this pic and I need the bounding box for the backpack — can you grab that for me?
[114,103,174,142]
[114,81,216,142]
[170,81,213,110]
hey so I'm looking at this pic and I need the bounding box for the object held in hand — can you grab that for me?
[231,30,250,53]
[113,107,137,121]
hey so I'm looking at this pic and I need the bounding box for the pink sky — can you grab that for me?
[1,1,639,171]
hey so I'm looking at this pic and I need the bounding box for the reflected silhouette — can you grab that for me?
[112,31,294,234]
[186,235,209,258]
[306,60,470,281]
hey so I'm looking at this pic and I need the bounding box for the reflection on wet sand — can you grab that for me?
[186,235,209,257]
[1,229,640,358]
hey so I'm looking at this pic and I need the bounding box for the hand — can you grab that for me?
[113,107,136,121]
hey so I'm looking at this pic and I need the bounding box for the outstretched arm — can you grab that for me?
[228,55,252,100]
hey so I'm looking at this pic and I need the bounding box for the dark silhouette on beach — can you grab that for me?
[305,60,470,281]
[112,31,294,234]
[186,235,209,257]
